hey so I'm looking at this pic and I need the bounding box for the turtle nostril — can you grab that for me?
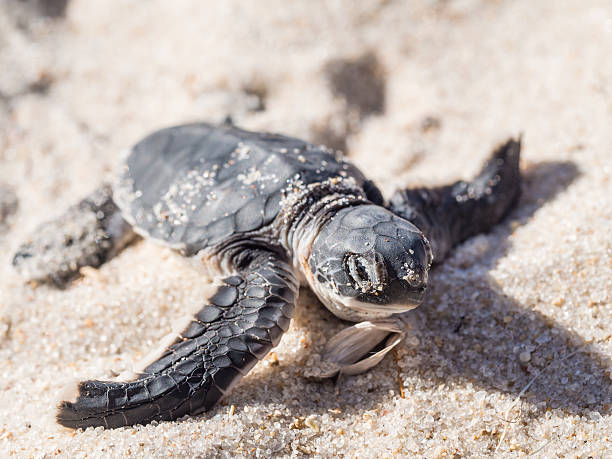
[403,267,427,289]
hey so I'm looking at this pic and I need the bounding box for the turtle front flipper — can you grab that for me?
[57,251,298,429]
[388,138,521,262]
[12,184,136,287]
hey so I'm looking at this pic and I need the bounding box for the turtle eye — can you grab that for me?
[344,252,386,293]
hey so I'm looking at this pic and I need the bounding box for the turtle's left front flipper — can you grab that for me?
[57,251,298,429]
[389,138,521,262]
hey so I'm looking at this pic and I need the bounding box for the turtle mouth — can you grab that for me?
[342,296,422,318]
[310,277,425,322]
[352,278,426,312]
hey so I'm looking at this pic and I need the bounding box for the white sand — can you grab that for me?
[1,0,612,456]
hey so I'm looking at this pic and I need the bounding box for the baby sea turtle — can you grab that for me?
[13,122,521,429]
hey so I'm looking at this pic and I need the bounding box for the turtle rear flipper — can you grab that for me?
[12,184,136,287]
[389,138,521,262]
[57,251,298,429]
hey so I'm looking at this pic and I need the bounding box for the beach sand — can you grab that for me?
[1,0,611,456]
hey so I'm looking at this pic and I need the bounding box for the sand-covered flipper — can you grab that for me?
[12,184,136,287]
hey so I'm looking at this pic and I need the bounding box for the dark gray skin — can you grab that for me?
[12,123,521,429]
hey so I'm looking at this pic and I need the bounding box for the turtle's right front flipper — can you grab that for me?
[12,184,136,287]
[389,138,521,262]
[57,251,298,429]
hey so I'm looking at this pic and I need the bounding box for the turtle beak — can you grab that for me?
[352,278,426,315]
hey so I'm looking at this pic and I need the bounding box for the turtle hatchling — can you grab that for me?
[13,122,521,429]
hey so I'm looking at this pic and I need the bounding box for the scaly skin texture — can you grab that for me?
[57,251,298,428]
[113,122,374,255]
[12,123,522,429]
[307,205,431,321]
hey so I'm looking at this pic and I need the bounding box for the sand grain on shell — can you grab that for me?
[1,0,612,457]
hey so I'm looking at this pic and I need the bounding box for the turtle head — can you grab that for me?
[306,205,433,321]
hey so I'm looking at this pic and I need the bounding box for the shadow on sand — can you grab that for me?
[233,159,612,422]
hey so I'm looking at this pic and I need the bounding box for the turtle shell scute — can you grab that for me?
[115,123,373,255]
